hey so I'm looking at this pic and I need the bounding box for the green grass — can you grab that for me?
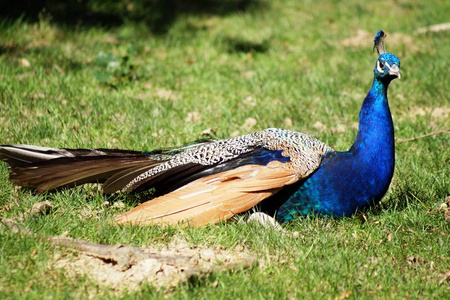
[0,0,449,298]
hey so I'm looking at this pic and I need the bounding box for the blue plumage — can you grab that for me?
[251,148,292,165]
[276,51,400,222]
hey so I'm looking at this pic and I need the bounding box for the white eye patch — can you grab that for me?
[377,60,384,73]
[377,61,392,74]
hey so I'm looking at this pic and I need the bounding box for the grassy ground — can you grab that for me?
[0,0,449,298]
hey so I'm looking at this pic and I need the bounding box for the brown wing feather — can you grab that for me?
[11,159,163,193]
[103,164,158,194]
[115,161,300,227]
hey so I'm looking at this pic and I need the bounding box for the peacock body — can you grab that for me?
[0,31,401,227]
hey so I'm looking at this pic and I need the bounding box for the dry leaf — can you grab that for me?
[20,58,31,67]
[283,118,293,127]
[230,130,240,137]
[243,71,256,79]
[335,290,353,300]
[438,270,450,284]
[201,128,216,137]
[445,210,450,223]
[243,96,257,107]
[155,88,176,100]
[331,124,347,133]
[105,36,120,44]
[242,117,257,131]
[185,112,201,123]
[313,121,327,131]
[387,232,393,242]
[185,57,196,64]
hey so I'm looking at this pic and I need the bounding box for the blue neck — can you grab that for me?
[351,78,394,156]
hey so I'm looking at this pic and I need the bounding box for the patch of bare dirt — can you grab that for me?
[155,88,177,100]
[52,237,256,293]
[397,106,450,125]
[340,30,373,48]
[415,22,450,34]
[1,202,256,295]
[398,106,449,120]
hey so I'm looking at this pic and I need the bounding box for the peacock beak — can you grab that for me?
[388,64,401,79]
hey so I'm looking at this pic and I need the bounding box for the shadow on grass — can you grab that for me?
[0,0,265,34]
[223,36,269,53]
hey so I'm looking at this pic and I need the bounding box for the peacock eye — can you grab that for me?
[376,60,385,73]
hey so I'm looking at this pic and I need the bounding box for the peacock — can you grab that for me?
[0,30,400,227]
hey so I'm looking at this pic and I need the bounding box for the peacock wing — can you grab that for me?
[115,161,301,227]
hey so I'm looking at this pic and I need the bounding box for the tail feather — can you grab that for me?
[0,145,167,193]
[0,145,77,166]
[11,158,160,193]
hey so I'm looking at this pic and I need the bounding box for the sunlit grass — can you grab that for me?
[0,0,449,298]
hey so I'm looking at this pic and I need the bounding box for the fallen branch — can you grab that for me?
[396,130,449,143]
[0,203,190,270]
[47,235,191,271]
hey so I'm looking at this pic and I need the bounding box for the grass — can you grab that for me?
[0,0,449,298]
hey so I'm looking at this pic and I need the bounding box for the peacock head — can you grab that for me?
[374,53,401,81]
[372,30,400,82]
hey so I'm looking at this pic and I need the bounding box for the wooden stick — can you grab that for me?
[47,235,191,270]
[396,130,449,143]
